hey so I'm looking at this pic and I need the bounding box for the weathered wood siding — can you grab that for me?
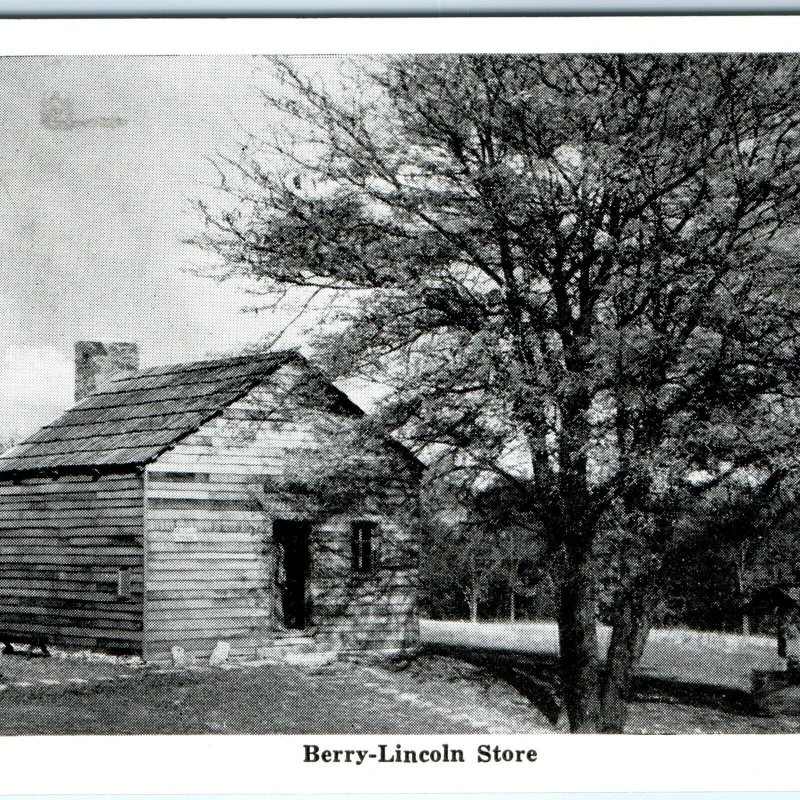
[142,463,272,661]
[0,472,144,652]
[143,363,419,660]
[310,514,418,653]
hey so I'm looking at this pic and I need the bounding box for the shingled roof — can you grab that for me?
[0,349,324,478]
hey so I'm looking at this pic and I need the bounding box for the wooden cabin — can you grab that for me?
[0,342,420,661]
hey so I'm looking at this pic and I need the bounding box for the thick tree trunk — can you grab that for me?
[600,589,654,733]
[553,380,602,732]
[558,544,602,732]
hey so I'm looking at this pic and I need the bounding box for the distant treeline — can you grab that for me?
[419,483,800,636]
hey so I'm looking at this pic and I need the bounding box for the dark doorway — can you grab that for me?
[273,519,311,630]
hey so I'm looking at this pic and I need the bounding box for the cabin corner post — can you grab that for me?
[141,466,152,662]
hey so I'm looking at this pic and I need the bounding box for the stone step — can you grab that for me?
[274,635,315,643]
[254,646,289,660]
[254,640,318,659]
[283,650,338,669]
[273,637,317,651]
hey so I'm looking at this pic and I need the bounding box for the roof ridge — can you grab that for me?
[110,348,300,383]
[0,348,343,479]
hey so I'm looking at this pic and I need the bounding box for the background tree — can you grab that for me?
[421,475,550,622]
[194,54,800,732]
[658,474,800,635]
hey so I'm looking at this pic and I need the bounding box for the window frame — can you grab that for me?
[351,520,378,574]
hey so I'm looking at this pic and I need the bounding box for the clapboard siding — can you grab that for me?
[309,519,419,653]
[142,449,272,660]
[143,363,419,660]
[0,472,145,652]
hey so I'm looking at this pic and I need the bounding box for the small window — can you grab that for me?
[117,567,131,600]
[351,521,377,574]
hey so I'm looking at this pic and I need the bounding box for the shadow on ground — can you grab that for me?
[0,647,796,734]
[424,643,767,724]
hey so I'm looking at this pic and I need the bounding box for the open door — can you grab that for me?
[273,519,310,630]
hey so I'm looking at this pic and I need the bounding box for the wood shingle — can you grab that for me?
[0,351,303,477]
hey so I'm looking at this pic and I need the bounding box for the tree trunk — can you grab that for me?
[734,559,751,637]
[558,543,602,732]
[509,530,516,622]
[600,588,654,733]
[468,556,479,622]
[554,382,601,732]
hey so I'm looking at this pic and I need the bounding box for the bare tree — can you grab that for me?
[194,55,800,732]
[421,475,550,622]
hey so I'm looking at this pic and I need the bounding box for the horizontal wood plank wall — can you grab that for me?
[142,466,272,661]
[310,513,419,654]
[144,364,419,660]
[0,472,144,652]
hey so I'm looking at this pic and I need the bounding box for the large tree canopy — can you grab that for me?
[195,54,800,731]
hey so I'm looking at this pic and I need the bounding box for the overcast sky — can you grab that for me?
[0,55,338,440]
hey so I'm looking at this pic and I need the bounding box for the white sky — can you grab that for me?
[0,55,345,441]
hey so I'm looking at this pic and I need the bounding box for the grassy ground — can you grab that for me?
[0,648,796,734]
[421,620,785,690]
[0,652,541,735]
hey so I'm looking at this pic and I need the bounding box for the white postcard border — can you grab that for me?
[0,16,797,794]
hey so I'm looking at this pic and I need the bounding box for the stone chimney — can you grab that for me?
[75,341,139,401]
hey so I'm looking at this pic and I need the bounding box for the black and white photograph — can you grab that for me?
[3,44,800,737]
